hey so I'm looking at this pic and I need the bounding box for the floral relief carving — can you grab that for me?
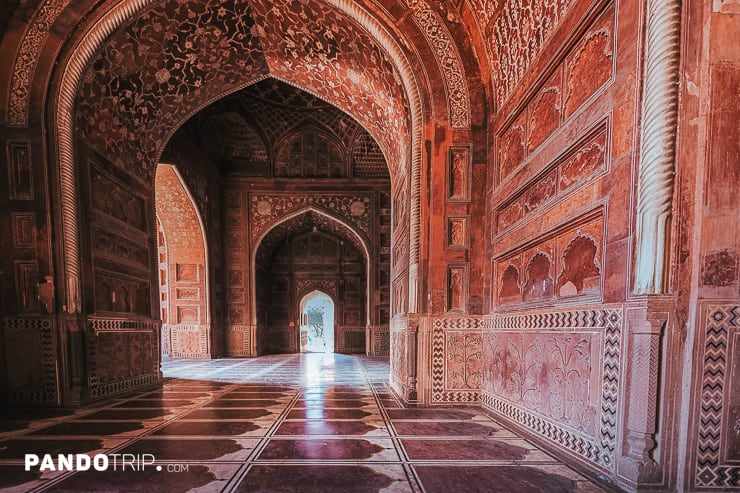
[488,0,574,108]
[76,0,269,180]
[8,0,71,126]
[446,332,483,389]
[485,331,598,435]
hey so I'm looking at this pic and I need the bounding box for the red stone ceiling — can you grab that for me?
[255,210,367,265]
[75,0,410,182]
[183,78,388,178]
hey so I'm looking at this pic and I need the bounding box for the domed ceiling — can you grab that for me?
[176,78,390,179]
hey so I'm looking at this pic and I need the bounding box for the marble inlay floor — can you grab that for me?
[0,354,610,492]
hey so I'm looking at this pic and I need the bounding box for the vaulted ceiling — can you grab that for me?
[179,78,389,179]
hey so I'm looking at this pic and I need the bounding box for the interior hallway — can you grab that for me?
[0,354,608,492]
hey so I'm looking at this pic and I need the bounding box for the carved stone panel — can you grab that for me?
[448,146,471,201]
[6,141,33,199]
[11,213,35,248]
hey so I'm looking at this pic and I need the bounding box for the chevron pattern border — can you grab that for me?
[483,307,622,471]
[695,304,740,488]
[431,316,482,403]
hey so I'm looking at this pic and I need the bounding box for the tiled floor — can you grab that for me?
[0,354,609,492]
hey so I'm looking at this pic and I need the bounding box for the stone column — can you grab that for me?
[633,0,682,295]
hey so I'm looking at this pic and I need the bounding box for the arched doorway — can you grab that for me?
[299,291,335,353]
[154,164,211,359]
[253,211,373,356]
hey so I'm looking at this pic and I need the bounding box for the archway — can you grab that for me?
[154,163,211,359]
[253,209,377,356]
[299,291,335,353]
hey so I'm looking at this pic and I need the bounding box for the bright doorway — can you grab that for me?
[299,291,335,353]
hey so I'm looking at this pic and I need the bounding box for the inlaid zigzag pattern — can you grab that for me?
[482,392,605,465]
[431,323,447,402]
[599,313,621,467]
[489,308,613,330]
[695,305,740,488]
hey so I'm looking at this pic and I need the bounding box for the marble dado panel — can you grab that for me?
[497,3,615,182]
[482,306,622,472]
[431,316,483,404]
[169,324,210,358]
[249,193,373,242]
[337,326,366,354]
[390,318,410,399]
[496,123,608,233]
[494,212,604,308]
[87,318,160,398]
[368,325,390,357]
[692,304,740,489]
[226,325,256,357]
[2,317,57,404]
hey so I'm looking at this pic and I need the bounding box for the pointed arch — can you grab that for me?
[251,206,372,327]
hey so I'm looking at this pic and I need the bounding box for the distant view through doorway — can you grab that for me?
[299,291,335,353]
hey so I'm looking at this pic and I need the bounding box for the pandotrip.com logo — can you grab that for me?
[25,453,190,473]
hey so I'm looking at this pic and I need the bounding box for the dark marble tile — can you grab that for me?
[286,409,372,420]
[28,421,144,436]
[0,408,73,419]
[0,466,42,489]
[185,408,273,420]
[152,421,262,436]
[234,465,400,493]
[276,421,378,436]
[140,391,212,399]
[386,409,474,420]
[393,421,498,437]
[112,399,194,408]
[118,438,248,461]
[232,385,294,392]
[202,399,280,408]
[414,465,578,493]
[402,439,528,461]
[0,420,30,432]
[221,391,291,398]
[379,399,401,408]
[79,409,173,420]
[259,439,387,460]
[295,399,372,408]
[0,439,104,459]
[45,465,220,493]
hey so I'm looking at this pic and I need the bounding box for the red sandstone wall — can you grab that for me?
[481,0,639,483]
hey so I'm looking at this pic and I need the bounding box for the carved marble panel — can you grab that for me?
[495,213,604,307]
[482,307,622,470]
[496,123,608,234]
[447,216,469,249]
[6,141,33,199]
[14,260,38,314]
[563,5,615,118]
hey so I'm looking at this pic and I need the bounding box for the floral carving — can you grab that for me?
[485,332,598,435]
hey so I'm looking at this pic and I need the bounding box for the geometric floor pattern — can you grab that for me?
[0,354,609,492]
